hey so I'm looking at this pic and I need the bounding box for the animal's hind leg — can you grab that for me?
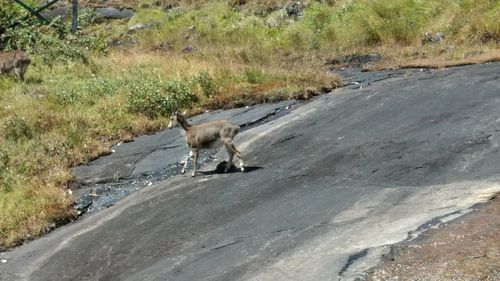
[233,143,245,172]
[14,67,24,81]
[224,144,235,173]
[19,64,28,81]
[224,140,245,173]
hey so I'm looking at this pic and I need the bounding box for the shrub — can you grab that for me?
[0,1,22,40]
[193,71,218,97]
[244,68,265,84]
[126,79,197,118]
[3,114,32,142]
[52,89,80,105]
[81,77,120,100]
[1,9,107,64]
[0,147,13,192]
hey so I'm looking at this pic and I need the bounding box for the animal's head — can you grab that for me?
[167,111,180,129]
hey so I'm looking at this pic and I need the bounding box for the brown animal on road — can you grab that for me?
[0,50,31,81]
[168,111,245,177]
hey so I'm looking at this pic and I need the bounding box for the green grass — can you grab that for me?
[0,0,499,249]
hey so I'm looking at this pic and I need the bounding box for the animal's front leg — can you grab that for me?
[181,151,193,174]
[191,150,199,177]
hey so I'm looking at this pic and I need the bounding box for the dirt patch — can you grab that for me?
[326,53,383,70]
[361,194,500,280]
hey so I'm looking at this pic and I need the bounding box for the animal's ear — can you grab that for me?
[181,110,187,116]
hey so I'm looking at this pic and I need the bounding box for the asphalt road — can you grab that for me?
[1,63,500,281]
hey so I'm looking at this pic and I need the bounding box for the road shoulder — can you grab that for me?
[360,194,500,280]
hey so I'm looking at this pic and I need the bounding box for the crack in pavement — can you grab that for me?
[339,249,369,278]
[209,227,298,252]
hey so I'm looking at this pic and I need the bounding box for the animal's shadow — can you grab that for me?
[197,161,262,176]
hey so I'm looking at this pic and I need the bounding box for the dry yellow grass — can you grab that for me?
[355,45,500,70]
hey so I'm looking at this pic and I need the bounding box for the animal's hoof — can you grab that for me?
[240,166,245,173]
[191,172,196,177]
[181,169,186,174]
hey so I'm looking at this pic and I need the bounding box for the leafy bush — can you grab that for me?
[0,1,22,39]
[193,71,218,97]
[0,147,13,192]
[1,5,107,64]
[4,20,107,65]
[3,114,32,142]
[52,89,80,105]
[80,77,120,101]
[126,79,197,118]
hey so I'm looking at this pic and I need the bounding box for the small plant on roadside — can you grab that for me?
[193,71,218,97]
[244,68,266,84]
[51,77,119,106]
[52,89,80,105]
[126,79,197,118]
[0,147,13,192]
[81,77,120,100]
[3,114,32,142]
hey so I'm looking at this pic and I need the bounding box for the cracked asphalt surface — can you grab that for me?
[1,63,500,281]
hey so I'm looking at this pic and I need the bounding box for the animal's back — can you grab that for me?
[0,50,30,72]
[193,119,239,132]
[187,119,240,149]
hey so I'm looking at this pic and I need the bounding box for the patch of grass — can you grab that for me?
[126,78,197,118]
[244,68,266,84]
[192,71,219,97]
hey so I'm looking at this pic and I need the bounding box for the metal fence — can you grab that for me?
[12,0,78,32]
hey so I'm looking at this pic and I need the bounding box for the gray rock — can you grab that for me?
[181,45,196,53]
[128,23,147,32]
[285,1,303,18]
[95,7,134,19]
[151,41,172,52]
[423,31,445,44]
[128,21,161,32]
[5,63,500,281]
[108,38,138,48]
[72,99,296,187]
[40,7,69,20]
[40,6,134,21]
[327,53,383,68]
[432,32,445,42]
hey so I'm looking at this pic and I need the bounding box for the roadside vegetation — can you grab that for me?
[0,0,498,249]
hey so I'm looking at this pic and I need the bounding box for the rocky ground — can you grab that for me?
[73,99,298,215]
[361,195,500,280]
[2,62,500,281]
